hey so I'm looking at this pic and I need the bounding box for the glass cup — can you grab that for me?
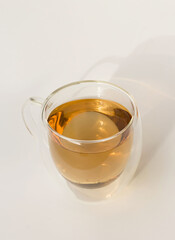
[22,80,142,201]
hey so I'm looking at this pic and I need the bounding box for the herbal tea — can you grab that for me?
[48,99,133,188]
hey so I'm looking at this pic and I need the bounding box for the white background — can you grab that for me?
[1,1,175,239]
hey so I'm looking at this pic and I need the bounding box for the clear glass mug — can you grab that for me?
[22,80,142,201]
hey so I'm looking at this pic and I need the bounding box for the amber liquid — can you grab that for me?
[48,99,133,188]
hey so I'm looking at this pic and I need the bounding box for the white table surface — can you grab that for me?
[1,1,175,239]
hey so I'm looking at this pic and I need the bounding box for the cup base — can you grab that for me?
[66,177,121,202]
[68,174,121,189]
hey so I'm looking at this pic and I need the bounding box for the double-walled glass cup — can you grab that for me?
[22,80,142,200]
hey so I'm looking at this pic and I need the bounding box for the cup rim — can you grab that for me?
[42,80,138,143]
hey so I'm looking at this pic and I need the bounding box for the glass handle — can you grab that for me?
[22,97,43,137]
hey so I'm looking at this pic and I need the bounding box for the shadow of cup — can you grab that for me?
[81,36,175,177]
[110,77,175,175]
